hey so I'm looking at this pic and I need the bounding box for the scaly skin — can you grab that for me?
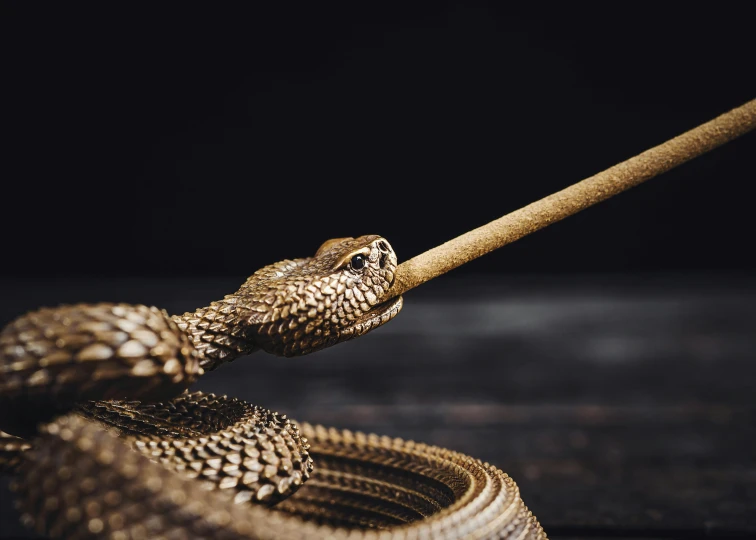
[0,236,546,539]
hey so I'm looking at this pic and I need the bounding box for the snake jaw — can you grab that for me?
[335,294,403,341]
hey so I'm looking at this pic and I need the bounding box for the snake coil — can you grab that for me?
[0,236,546,539]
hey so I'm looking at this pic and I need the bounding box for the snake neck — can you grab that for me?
[171,235,402,371]
[171,293,259,372]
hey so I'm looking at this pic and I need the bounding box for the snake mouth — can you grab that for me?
[339,295,403,341]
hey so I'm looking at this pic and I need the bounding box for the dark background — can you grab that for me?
[2,2,754,279]
[2,3,755,539]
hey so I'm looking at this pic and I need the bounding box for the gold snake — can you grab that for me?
[0,235,546,539]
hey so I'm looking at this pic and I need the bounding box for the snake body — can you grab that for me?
[0,236,545,539]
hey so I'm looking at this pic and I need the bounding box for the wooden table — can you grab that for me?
[1,276,754,538]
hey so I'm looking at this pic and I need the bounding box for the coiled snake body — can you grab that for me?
[0,236,545,539]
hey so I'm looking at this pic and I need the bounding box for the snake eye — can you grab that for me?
[350,254,366,271]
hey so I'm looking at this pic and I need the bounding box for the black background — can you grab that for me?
[2,2,754,279]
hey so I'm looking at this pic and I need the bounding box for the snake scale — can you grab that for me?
[0,235,545,539]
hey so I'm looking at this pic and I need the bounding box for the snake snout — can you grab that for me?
[373,238,394,272]
[379,251,389,269]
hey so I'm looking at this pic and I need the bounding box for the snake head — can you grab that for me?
[242,235,403,357]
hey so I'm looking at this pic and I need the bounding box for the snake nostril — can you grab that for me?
[377,241,389,253]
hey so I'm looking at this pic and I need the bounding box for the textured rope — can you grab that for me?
[391,98,756,296]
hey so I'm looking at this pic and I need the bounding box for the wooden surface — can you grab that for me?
[1,275,754,538]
